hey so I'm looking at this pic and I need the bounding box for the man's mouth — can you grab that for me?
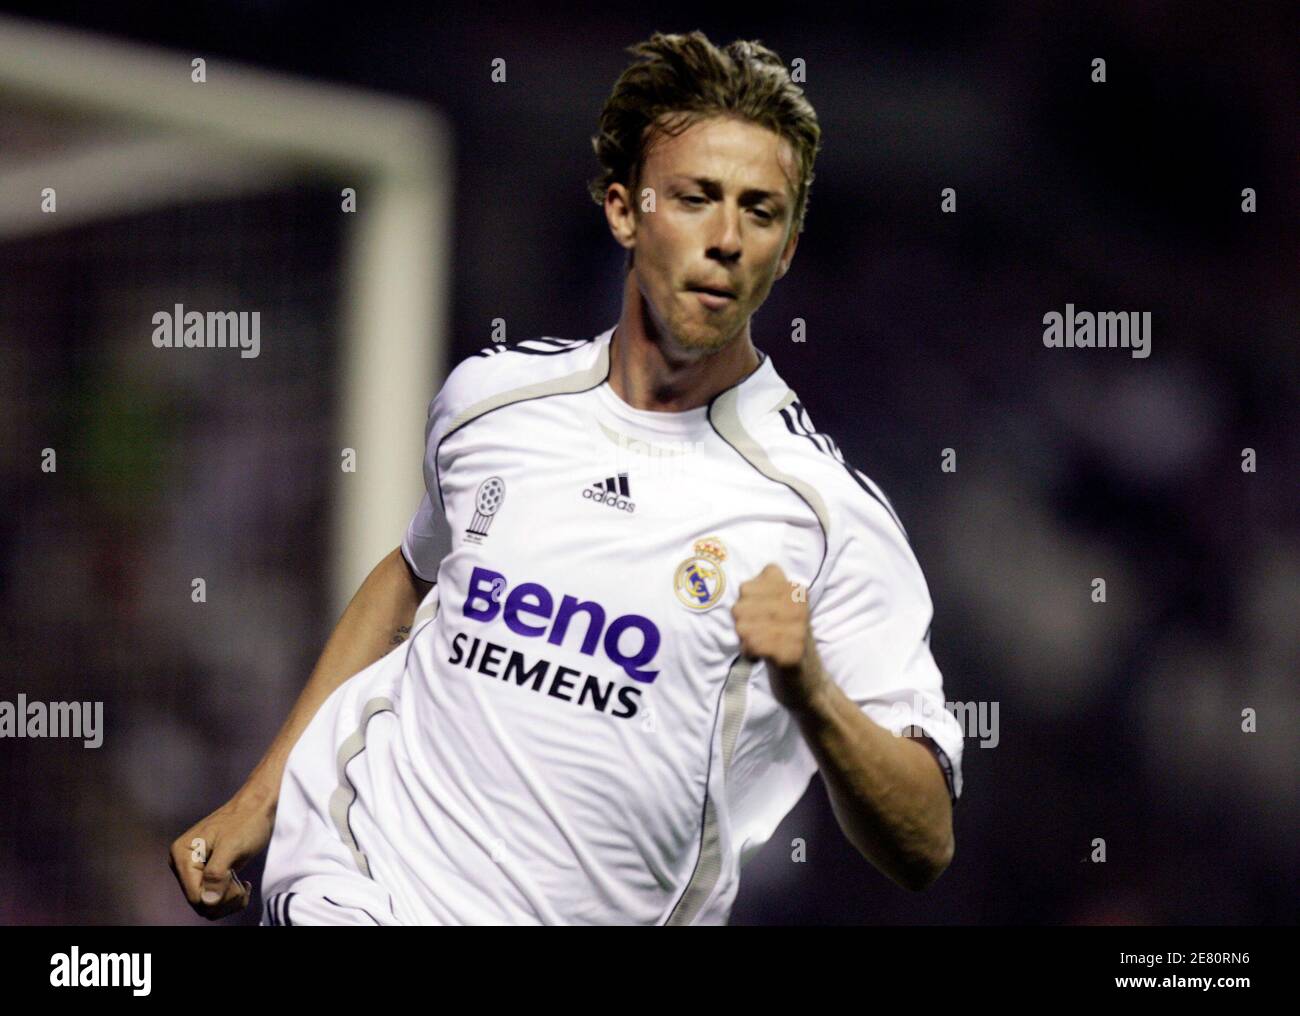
[689,288,735,311]
[687,284,736,299]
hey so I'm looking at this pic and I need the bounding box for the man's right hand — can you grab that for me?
[165,547,429,921]
[169,791,275,920]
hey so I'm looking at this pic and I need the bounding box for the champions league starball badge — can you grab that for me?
[466,476,505,542]
[673,535,728,610]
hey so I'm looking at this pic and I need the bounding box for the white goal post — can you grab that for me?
[0,14,454,613]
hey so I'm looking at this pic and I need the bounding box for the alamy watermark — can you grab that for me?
[1043,303,1151,359]
[610,434,704,481]
[891,695,999,748]
[152,303,260,359]
[0,694,103,748]
[50,948,150,996]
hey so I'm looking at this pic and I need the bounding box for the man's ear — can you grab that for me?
[774,226,800,281]
[605,182,637,253]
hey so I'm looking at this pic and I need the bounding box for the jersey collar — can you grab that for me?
[591,324,790,429]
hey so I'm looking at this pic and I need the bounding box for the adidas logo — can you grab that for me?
[581,472,636,513]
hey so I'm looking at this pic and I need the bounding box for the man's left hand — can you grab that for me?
[731,563,828,712]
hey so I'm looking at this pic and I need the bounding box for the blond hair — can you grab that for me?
[588,31,822,236]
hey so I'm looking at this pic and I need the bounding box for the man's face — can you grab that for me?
[614,114,801,359]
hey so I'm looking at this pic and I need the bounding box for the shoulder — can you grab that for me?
[749,396,936,630]
[465,334,598,365]
[430,334,603,432]
[748,393,912,554]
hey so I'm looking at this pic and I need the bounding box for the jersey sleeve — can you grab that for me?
[808,484,964,802]
[401,491,446,582]
[401,337,601,581]
[399,353,480,582]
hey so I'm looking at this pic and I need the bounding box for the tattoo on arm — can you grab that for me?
[389,625,412,647]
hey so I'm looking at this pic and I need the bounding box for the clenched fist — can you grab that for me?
[731,563,827,711]
[168,791,272,920]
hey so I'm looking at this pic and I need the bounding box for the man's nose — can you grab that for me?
[707,204,742,262]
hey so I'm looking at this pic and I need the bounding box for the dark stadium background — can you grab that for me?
[0,2,1295,925]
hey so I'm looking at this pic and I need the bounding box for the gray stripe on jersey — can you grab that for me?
[665,655,753,926]
[443,337,611,435]
[709,385,831,583]
[411,585,440,629]
[328,696,396,879]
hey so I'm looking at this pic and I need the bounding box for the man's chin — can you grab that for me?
[666,319,737,358]
[640,298,741,360]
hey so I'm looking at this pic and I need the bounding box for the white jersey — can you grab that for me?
[261,324,963,926]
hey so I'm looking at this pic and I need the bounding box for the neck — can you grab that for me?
[607,267,761,412]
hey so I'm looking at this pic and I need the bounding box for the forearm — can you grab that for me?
[789,677,954,891]
[239,546,432,819]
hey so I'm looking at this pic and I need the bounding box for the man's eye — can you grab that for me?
[751,208,774,222]
[680,195,707,206]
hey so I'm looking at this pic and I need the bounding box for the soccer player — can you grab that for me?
[169,30,963,926]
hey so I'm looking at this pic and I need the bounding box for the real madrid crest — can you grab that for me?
[674,535,728,611]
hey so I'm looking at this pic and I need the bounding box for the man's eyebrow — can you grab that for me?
[673,176,788,204]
